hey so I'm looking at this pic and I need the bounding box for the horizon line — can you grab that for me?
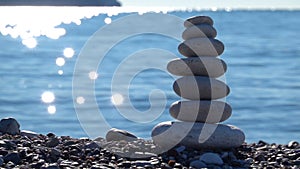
[0,6,299,11]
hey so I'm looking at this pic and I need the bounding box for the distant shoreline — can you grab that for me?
[0,0,121,6]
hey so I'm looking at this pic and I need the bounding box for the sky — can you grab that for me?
[120,0,300,9]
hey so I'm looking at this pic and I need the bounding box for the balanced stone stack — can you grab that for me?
[151,16,245,150]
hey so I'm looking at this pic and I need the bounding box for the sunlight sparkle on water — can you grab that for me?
[76,96,85,104]
[104,17,112,24]
[58,70,64,75]
[56,57,65,66]
[41,91,55,103]
[63,48,75,58]
[22,38,37,48]
[0,7,104,48]
[111,93,124,106]
[47,105,56,114]
[88,71,98,80]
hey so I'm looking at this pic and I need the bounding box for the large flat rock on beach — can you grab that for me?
[151,121,245,149]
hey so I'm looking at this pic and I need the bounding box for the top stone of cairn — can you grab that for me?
[184,16,214,27]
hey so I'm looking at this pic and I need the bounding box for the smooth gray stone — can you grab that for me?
[182,24,217,40]
[173,76,230,100]
[20,130,38,138]
[3,152,21,165]
[0,158,3,166]
[184,16,214,27]
[0,117,20,135]
[151,121,245,149]
[169,100,232,123]
[200,152,224,165]
[106,128,138,142]
[190,160,207,169]
[167,57,227,77]
[178,38,224,57]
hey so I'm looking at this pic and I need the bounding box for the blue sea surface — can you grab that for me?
[0,9,299,144]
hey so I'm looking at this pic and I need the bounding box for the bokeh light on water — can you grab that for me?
[111,93,124,106]
[47,105,56,115]
[56,57,66,67]
[41,91,55,104]
[63,48,75,58]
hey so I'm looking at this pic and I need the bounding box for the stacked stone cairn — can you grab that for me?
[151,16,245,150]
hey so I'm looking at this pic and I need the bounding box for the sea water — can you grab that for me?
[0,7,299,143]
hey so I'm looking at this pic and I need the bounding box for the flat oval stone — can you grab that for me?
[182,24,217,40]
[151,121,245,149]
[178,38,224,57]
[167,57,227,78]
[169,100,232,123]
[173,76,230,100]
[106,128,138,142]
[184,16,214,27]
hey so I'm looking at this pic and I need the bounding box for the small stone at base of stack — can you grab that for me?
[152,16,245,150]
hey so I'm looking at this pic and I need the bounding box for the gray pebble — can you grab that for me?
[4,152,21,165]
[132,160,153,167]
[200,152,224,165]
[46,137,60,147]
[0,117,20,135]
[189,160,207,169]
[173,76,230,100]
[184,16,214,27]
[182,24,217,40]
[0,157,3,166]
[85,141,100,149]
[288,141,299,149]
[106,128,137,142]
[175,145,186,153]
[178,38,224,57]
[20,130,38,138]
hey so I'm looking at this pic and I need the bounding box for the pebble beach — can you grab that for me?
[0,118,300,168]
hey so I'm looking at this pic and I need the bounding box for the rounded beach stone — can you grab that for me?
[20,130,38,138]
[169,100,232,123]
[167,57,227,77]
[173,76,230,100]
[200,152,224,165]
[151,121,245,149]
[0,117,20,135]
[178,38,224,57]
[182,24,217,40]
[106,128,138,142]
[184,16,214,27]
